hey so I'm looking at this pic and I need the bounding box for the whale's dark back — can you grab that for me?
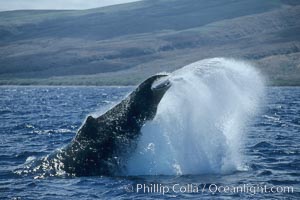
[48,74,170,176]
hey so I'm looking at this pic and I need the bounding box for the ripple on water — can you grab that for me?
[0,86,299,199]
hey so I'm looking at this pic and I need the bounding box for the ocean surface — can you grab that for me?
[0,86,299,199]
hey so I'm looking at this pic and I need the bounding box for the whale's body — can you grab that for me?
[40,74,171,176]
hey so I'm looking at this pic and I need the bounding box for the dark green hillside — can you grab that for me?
[0,0,299,85]
[0,0,282,41]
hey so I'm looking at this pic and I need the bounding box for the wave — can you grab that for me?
[126,58,264,175]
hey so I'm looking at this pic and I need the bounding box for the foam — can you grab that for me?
[126,58,264,175]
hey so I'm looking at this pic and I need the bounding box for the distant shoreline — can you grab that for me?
[0,77,300,87]
[0,85,135,88]
[0,83,299,87]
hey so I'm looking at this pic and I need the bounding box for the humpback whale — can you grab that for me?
[39,74,171,176]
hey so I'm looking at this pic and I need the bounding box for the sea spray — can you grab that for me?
[126,58,264,175]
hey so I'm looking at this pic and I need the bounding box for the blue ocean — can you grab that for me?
[0,85,299,199]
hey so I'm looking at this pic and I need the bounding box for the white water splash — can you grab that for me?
[126,58,264,175]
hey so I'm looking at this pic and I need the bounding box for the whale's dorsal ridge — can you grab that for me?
[86,115,95,122]
[76,115,98,140]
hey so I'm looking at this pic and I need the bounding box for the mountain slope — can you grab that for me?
[0,0,299,85]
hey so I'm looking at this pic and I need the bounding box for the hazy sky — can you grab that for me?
[0,0,142,11]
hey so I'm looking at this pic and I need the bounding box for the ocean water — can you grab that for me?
[0,86,299,199]
[0,58,299,199]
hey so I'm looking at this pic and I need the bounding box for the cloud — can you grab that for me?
[0,0,141,11]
